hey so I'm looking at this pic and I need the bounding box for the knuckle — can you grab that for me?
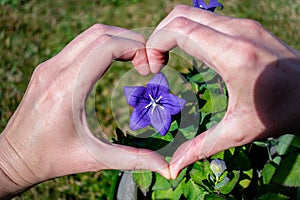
[31,63,47,85]
[172,4,190,14]
[231,132,247,146]
[241,19,262,30]
[233,18,263,36]
[168,16,191,30]
[133,33,146,44]
[90,33,113,48]
[32,69,69,107]
[96,33,112,42]
[89,23,107,34]
[234,39,258,64]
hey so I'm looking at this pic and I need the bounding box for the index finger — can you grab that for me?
[154,5,231,35]
[146,16,234,77]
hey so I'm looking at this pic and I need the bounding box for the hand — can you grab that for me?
[0,24,169,198]
[146,5,300,179]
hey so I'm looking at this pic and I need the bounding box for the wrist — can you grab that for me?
[0,133,39,199]
[0,165,25,199]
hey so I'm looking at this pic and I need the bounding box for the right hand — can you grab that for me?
[146,4,300,179]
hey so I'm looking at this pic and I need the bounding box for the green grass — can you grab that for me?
[0,0,299,199]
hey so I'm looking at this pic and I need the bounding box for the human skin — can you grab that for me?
[1,4,300,198]
[0,25,170,199]
[146,5,300,179]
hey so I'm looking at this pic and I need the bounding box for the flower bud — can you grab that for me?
[210,158,227,177]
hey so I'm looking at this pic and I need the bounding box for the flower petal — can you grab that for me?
[193,0,207,8]
[149,106,172,136]
[129,106,151,130]
[147,73,169,90]
[124,86,147,107]
[147,84,169,100]
[161,94,186,115]
[193,0,200,7]
[208,0,223,8]
[210,159,227,177]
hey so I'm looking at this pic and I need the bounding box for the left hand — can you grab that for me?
[0,24,169,197]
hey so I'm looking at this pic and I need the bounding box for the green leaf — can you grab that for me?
[152,188,175,199]
[257,193,289,200]
[200,89,227,113]
[113,128,172,151]
[151,131,174,143]
[132,171,152,194]
[211,148,235,161]
[190,160,212,185]
[273,152,300,187]
[185,179,208,200]
[209,111,226,125]
[174,178,186,199]
[191,82,199,92]
[253,141,268,147]
[169,120,179,131]
[276,134,300,155]
[189,73,204,83]
[211,151,225,160]
[278,134,300,148]
[189,69,217,83]
[206,82,225,92]
[239,168,253,189]
[219,170,240,194]
[152,173,171,190]
[152,178,185,200]
[169,168,187,189]
[261,163,276,184]
[179,125,196,140]
[204,193,226,200]
[214,176,230,190]
[228,148,251,171]
[239,179,251,190]
[228,147,235,155]
[272,156,282,165]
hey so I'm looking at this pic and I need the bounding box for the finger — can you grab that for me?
[73,118,170,178]
[55,24,149,73]
[51,132,170,179]
[147,16,234,76]
[169,108,266,179]
[169,123,225,179]
[74,35,150,97]
[100,143,170,179]
[82,34,149,77]
[153,5,264,41]
[154,5,231,35]
[63,24,146,56]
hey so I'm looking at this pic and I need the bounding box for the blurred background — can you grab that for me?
[0,0,299,199]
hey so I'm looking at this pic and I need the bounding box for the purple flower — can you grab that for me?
[193,0,223,12]
[124,73,186,136]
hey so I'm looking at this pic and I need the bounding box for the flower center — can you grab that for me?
[145,94,164,113]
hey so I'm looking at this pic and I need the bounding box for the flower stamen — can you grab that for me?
[145,94,164,113]
[156,95,162,102]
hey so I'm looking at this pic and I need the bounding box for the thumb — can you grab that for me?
[169,123,225,179]
[170,107,266,179]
